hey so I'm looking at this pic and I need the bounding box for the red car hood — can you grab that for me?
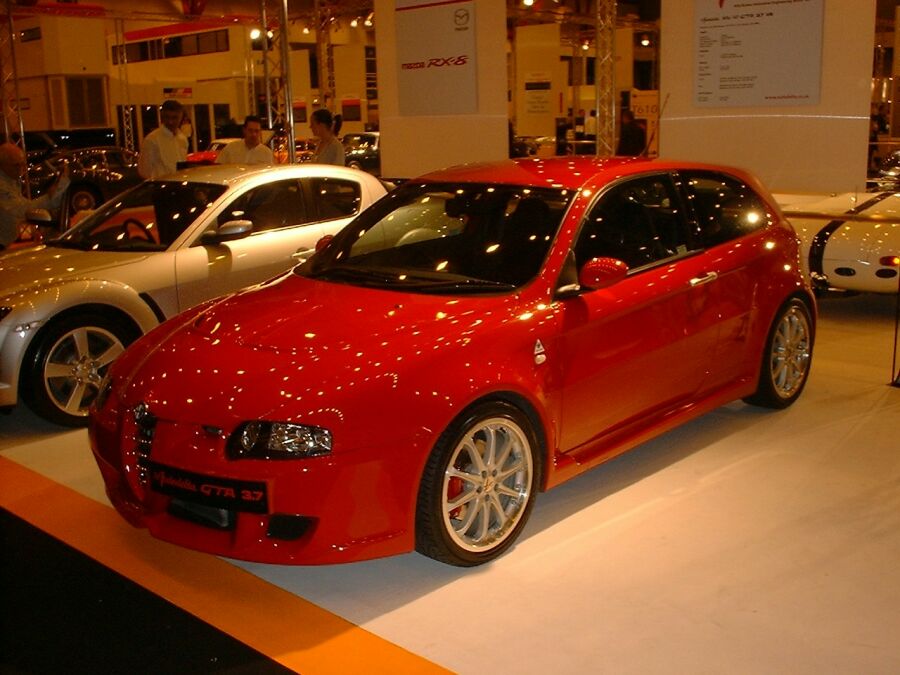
[114,272,528,428]
[191,273,519,352]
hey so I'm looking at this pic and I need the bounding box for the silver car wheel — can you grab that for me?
[441,417,534,553]
[42,325,125,417]
[769,304,812,399]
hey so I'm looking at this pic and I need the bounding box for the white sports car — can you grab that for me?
[0,163,387,425]
[776,192,900,294]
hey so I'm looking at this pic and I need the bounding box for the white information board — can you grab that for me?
[396,0,478,116]
[695,0,823,107]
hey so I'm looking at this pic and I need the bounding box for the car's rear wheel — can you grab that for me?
[744,298,813,409]
[21,313,137,426]
[416,401,541,566]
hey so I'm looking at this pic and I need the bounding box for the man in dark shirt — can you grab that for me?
[617,110,646,156]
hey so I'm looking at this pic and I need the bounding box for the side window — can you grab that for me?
[307,177,362,220]
[682,172,769,247]
[574,174,690,270]
[219,180,307,233]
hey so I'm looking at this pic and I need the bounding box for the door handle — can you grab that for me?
[689,271,718,287]
[291,248,314,262]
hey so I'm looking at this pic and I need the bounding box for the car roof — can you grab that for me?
[412,157,759,192]
[158,162,377,187]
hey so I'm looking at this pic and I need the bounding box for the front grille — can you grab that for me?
[132,402,157,485]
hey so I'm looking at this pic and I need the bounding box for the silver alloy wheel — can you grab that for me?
[769,304,812,399]
[441,417,534,553]
[42,325,125,417]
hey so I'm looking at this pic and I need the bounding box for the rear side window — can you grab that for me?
[307,177,362,220]
[574,173,691,270]
[682,172,770,247]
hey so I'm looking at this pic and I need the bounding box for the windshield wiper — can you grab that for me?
[45,239,89,250]
[308,264,401,284]
[403,278,518,293]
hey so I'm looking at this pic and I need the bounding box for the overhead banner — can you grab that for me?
[396,0,477,116]
[694,0,823,107]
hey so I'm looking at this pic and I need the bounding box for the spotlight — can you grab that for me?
[250,28,261,40]
[350,17,359,28]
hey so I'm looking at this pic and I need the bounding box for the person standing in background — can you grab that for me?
[215,115,274,165]
[616,109,647,156]
[138,99,188,179]
[310,109,345,166]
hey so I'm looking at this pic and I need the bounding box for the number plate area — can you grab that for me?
[142,460,269,514]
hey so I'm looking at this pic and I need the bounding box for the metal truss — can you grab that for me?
[256,0,295,161]
[0,3,30,196]
[113,18,135,151]
[593,0,616,157]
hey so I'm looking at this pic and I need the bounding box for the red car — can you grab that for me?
[184,138,240,164]
[89,157,815,566]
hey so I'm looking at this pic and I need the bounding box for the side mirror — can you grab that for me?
[200,219,253,244]
[25,208,53,224]
[315,234,334,252]
[578,257,629,290]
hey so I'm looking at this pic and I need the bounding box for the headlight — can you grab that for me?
[0,306,11,321]
[227,421,332,460]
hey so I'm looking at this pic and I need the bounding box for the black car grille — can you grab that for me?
[132,402,157,486]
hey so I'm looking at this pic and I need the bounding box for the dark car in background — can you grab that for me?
[13,128,118,163]
[343,131,380,175]
[29,146,142,216]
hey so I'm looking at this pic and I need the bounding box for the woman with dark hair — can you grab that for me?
[310,109,345,166]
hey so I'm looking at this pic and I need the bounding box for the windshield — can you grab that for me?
[299,182,574,293]
[51,181,227,252]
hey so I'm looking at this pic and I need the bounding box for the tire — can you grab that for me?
[744,298,814,409]
[415,400,542,566]
[20,312,138,427]
[347,160,362,171]
[68,185,101,214]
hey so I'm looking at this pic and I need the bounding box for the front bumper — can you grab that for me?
[89,396,423,565]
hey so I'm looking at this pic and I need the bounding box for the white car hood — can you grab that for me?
[0,244,152,299]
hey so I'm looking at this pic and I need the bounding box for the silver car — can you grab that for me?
[0,163,387,425]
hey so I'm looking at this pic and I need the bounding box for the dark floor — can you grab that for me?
[0,509,296,675]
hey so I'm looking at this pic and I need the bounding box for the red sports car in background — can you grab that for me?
[184,138,240,164]
[90,157,816,566]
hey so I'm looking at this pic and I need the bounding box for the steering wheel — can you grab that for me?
[121,217,154,241]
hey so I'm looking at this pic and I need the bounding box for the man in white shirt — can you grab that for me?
[138,99,188,179]
[215,115,274,165]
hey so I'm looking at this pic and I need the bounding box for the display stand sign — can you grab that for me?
[694,0,823,107]
[524,73,552,115]
[396,0,477,116]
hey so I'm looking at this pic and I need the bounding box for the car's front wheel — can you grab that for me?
[416,401,541,566]
[744,298,814,409]
[68,185,101,213]
[21,313,138,426]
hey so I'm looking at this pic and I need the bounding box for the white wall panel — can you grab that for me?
[660,0,875,193]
